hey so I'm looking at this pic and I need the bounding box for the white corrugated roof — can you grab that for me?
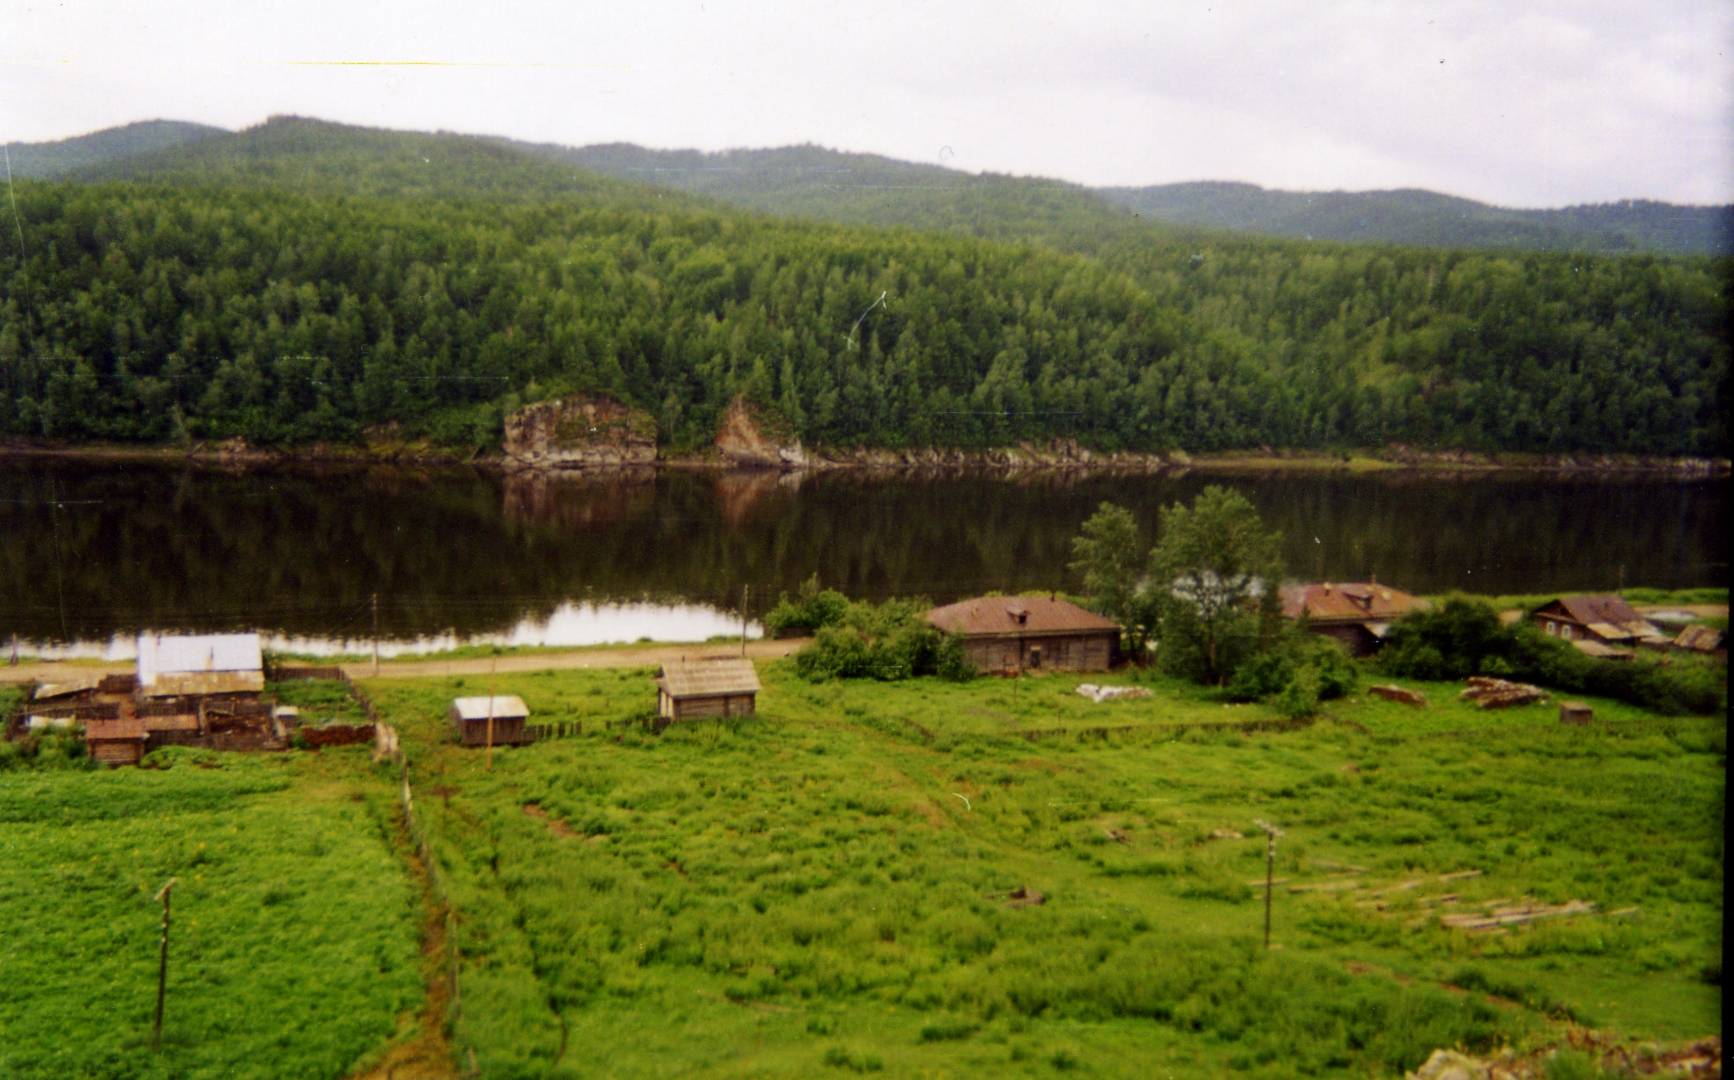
[136,633,263,688]
[451,695,530,721]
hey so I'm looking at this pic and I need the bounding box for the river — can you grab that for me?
[0,459,1723,656]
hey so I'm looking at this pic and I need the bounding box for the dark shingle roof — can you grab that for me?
[926,596,1119,638]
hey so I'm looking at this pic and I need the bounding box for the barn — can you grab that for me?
[925,595,1119,674]
[449,695,531,747]
[1280,582,1429,657]
[656,659,761,720]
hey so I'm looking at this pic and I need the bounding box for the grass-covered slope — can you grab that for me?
[0,750,423,1080]
[367,662,1723,1078]
[2,118,1727,457]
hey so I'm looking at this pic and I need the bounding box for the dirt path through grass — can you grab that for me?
[0,638,804,685]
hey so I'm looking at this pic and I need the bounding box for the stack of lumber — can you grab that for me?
[1459,677,1548,709]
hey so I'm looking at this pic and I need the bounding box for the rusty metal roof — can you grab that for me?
[657,659,761,699]
[1280,583,1428,624]
[925,595,1119,638]
[84,717,147,741]
[142,671,266,699]
[450,696,531,721]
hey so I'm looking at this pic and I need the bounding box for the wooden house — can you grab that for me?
[925,595,1118,674]
[1531,596,1666,655]
[1280,582,1429,657]
[84,717,148,767]
[136,632,265,700]
[449,696,531,747]
[656,659,761,720]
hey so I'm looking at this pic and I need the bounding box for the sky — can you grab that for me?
[2,0,1730,208]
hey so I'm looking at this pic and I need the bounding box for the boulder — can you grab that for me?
[503,396,657,470]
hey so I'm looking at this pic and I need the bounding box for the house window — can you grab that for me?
[1546,622,1557,636]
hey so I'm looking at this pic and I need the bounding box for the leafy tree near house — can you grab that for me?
[1146,486,1285,685]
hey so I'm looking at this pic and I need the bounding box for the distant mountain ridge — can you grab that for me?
[6,118,1727,255]
[1096,181,1734,257]
[3,120,226,178]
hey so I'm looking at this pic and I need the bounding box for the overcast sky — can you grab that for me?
[3,1,1730,207]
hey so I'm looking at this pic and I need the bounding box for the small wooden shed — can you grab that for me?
[449,695,531,747]
[85,717,148,767]
[656,659,761,720]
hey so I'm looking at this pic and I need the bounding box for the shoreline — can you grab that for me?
[2,439,1727,478]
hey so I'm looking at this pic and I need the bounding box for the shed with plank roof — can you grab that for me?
[925,595,1119,674]
[448,695,531,747]
[84,717,148,767]
[1280,582,1430,657]
[657,659,761,720]
[1672,624,1726,663]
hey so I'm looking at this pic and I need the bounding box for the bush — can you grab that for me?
[792,596,974,682]
[764,575,852,638]
[1381,598,1724,716]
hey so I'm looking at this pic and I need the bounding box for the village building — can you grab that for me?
[1279,582,1429,657]
[925,595,1119,674]
[656,659,761,720]
[1672,624,1727,663]
[136,632,265,699]
[449,696,531,747]
[1530,596,1666,658]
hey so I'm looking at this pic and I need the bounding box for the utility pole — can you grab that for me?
[152,878,178,1047]
[1254,819,1283,949]
[741,585,749,658]
[486,657,497,772]
[371,593,380,676]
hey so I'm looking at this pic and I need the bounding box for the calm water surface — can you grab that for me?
[0,460,1723,655]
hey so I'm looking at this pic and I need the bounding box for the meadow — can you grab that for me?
[365,661,1725,1079]
[0,746,425,1080]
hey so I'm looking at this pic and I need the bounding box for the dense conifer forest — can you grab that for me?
[0,118,1726,455]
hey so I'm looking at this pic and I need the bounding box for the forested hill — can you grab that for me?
[0,117,1726,458]
[1098,183,1734,257]
[530,142,1732,258]
[4,120,226,179]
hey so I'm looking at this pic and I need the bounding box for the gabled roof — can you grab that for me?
[925,595,1119,638]
[657,659,761,699]
[1281,582,1428,623]
[137,632,262,687]
[1674,625,1726,652]
[450,695,531,721]
[1539,595,1644,627]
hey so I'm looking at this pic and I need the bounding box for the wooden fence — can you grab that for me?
[399,764,462,1049]
[526,721,581,742]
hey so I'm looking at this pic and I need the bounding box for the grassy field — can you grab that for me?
[0,747,425,1080]
[365,662,1725,1079]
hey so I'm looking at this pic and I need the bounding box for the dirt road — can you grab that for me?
[0,639,806,687]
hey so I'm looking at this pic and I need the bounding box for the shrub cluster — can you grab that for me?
[1222,628,1359,718]
[789,597,975,682]
[762,576,853,638]
[1379,598,1725,715]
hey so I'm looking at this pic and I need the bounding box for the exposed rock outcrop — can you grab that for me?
[503,396,657,470]
[715,396,814,468]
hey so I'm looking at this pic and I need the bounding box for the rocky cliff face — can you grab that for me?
[503,396,657,470]
[715,397,814,468]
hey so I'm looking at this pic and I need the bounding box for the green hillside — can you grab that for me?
[0,118,1726,457]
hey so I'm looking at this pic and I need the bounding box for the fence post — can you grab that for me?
[152,878,178,1047]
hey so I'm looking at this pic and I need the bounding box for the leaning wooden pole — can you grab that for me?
[1254,819,1283,949]
[485,657,497,771]
[152,878,178,1047]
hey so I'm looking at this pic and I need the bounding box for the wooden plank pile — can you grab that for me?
[1370,684,1427,706]
[1459,676,1548,709]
